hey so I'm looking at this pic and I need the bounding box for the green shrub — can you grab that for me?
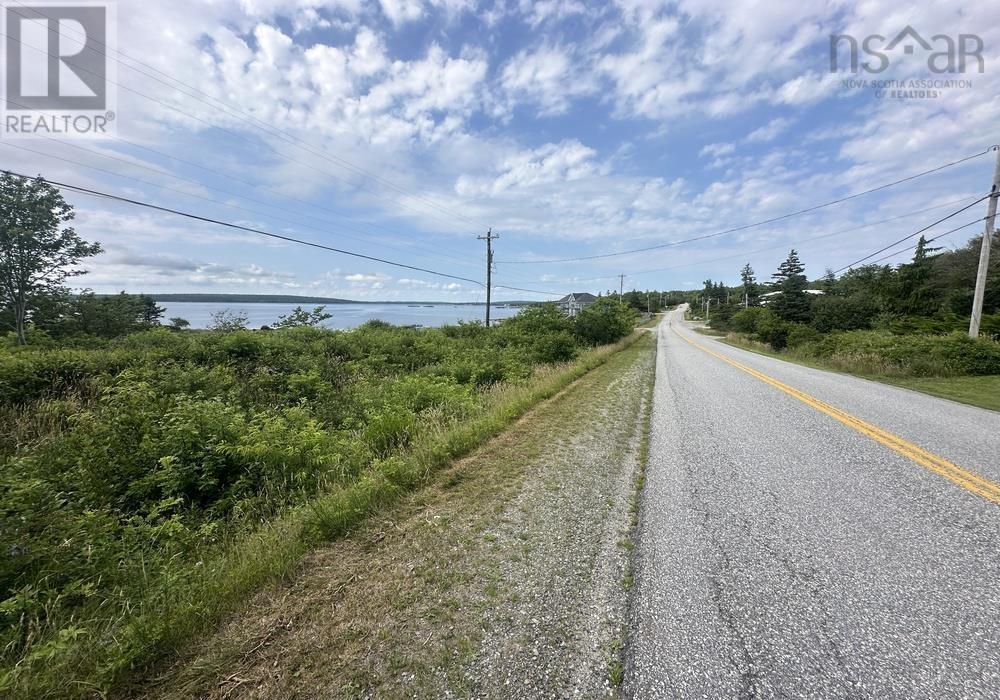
[810,294,880,332]
[0,309,632,689]
[785,323,822,349]
[795,330,1000,376]
[574,299,636,345]
[729,307,768,334]
[753,309,791,350]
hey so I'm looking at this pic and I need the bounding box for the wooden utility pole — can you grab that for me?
[969,145,1000,338]
[618,274,625,298]
[478,229,499,326]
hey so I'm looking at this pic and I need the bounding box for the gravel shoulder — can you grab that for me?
[142,334,656,699]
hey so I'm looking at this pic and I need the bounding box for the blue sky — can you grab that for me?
[5,0,999,300]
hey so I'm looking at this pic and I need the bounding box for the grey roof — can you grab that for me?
[558,292,598,303]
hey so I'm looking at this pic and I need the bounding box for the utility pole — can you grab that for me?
[969,145,1000,338]
[618,274,625,299]
[478,228,499,326]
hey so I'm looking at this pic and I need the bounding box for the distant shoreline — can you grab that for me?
[117,294,538,306]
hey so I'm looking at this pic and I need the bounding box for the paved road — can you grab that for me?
[626,306,1000,699]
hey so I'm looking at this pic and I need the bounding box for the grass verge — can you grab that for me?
[4,333,645,698]
[721,335,1000,413]
[143,332,657,698]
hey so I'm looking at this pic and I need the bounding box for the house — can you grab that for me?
[557,292,597,316]
[759,289,825,304]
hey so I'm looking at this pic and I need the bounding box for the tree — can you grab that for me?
[769,249,812,323]
[272,305,332,329]
[0,174,101,344]
[573,298,636,345]
[71,291,164,338]
[739,263,757,306]
[896,235,943,315]
[209,309,249,332]
[168,317,190,331]
[820,268,837,295]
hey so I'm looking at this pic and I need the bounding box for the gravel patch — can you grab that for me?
[453,347,654,698]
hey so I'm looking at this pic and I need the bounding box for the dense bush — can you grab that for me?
[794,330,1000,376]
[573,298,636,345]
[728,307,768,334]
[809,294,880,333]
[0,301,636,687]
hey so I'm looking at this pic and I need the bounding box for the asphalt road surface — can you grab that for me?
[626,306,1000,699]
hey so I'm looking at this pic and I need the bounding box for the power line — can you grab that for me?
[85,130,469,264]
[0,131,478,270]
[832,195,993,273]
[496,148,994,264]
[1,169,485,287]
[2,21,485,236]
[523,194,985,284]
[863,218,987,267]
[493,283,563,296]
[5,0,486,230]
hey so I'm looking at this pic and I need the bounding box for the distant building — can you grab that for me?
[758,289,825,304]
[557,292,598,316]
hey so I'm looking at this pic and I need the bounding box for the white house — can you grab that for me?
[557,292,597,316]
[758,289,825,304]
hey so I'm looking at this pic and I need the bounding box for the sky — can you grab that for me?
[3,0,999,301]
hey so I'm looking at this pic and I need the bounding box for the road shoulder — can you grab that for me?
[142,334,656,699]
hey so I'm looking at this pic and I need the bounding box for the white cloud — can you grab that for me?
[745,117,793,144]
[498,45,597,117]
[378,0,424,25]
[699,142,735,158]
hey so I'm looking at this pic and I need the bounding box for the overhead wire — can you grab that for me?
[496,149,995,264]
[0,129,479,270]
[1,169,484,286]
[2,21,486,237]
[832,194,993,273]
[862,218,987,267]
[5,0,486,230]
[535,194,987,284]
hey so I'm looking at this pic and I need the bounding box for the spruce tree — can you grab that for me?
[770,249,811,323]
[740,263,757,305]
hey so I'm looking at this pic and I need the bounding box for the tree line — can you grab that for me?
[693,232,1000,346]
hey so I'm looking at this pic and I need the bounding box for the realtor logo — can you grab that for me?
[2,1,117,137]
[830,26,985,74]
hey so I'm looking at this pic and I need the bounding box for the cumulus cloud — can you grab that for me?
[27,0,998,299]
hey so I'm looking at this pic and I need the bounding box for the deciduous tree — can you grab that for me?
[0,174,101,344]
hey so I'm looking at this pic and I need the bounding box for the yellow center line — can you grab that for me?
[670,324,1000,504]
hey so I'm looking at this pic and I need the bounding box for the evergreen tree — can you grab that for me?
[739,263,757,306]
[770,249,811,323]
[897,235,942,315]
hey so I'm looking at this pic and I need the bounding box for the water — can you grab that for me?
[158,301,523,330]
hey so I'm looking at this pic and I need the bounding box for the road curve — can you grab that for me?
[625,306,1000,699]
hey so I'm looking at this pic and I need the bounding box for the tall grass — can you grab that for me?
[0,324,640,696]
